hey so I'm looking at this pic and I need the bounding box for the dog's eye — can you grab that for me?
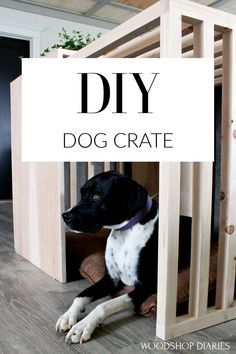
[92,193,101,202]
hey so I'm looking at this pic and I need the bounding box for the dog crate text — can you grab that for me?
[63,132,174,149]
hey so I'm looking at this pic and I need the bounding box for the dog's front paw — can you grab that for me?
[56,310,78,333]
[65,316,97,344]
[56,297,89,332]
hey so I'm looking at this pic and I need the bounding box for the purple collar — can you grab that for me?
[116,195,153,231]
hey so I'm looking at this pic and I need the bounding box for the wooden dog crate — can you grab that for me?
[11,0,236,341]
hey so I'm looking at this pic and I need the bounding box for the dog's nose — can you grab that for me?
[62,212,72,223]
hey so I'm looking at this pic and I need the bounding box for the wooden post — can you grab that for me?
[188,21,214,317]
[156,1,182,339]
[216,28,236,309]
[156,163,181,339]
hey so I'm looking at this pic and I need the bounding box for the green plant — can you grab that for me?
[41,27,101,56]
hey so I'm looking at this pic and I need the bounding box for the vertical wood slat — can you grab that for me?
[180,163,193,217]
[188,21,214,317]
[157,163,181,334]
[189,163,213,316]
[156,3,182,338]
[193,21,215,58]
[87,162,95,179]
[117,162,125,174]
[216,28,236,309]
[103,162,111,172]
[70,162,77,207]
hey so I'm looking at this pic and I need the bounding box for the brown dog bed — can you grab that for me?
[79,243,218,317]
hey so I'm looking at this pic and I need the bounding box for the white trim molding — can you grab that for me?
[0,19,44,57]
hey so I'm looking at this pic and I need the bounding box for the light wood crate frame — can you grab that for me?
[10,0,236,340]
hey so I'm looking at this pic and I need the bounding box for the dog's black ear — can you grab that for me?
[115,177,148,218]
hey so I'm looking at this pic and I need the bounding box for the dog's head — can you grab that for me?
[62,171,148,233]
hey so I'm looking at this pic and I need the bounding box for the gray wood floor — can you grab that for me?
[0,201,235,353]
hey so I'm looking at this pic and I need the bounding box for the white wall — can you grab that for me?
[0,6,108,56]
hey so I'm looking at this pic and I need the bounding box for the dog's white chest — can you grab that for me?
[105,219,156,286]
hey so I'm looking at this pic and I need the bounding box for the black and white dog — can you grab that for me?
[56,171,190,344]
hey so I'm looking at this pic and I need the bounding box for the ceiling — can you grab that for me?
[11,0,236,26]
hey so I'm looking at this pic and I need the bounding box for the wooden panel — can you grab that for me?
[10,77,66,282]
[216,28,236,309]
[132,163,159,197]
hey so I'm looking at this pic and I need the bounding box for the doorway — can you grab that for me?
[0,36,29,199]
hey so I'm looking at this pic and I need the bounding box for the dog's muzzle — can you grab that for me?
[62,211,72,224]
